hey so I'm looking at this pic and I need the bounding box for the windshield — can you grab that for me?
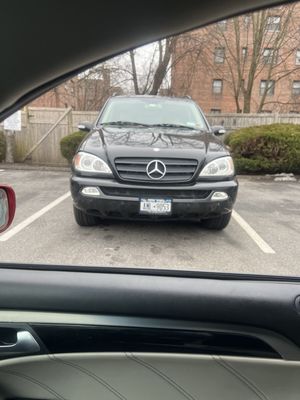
[1,2,300,278]
[98,98,208,130]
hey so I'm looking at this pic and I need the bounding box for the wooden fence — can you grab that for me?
[1,108,98,166]
[1,107,300,166]
[207,112,300,130]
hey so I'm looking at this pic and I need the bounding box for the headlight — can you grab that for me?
[73,152,113,175]
[199,156,234,177]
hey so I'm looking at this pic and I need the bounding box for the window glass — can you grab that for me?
[242,47,248,58]
[214,47,225,63]
[212,79,223,94]
[260,80,275,96]
[266,16,281,31]
[244,15,251,26]
[217,20,227,31]
[100,97,208,129]
[292,81,300,95]
[263,48,277,64]
[2,2,300,277]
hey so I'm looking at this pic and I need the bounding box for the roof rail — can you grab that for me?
[184,95,191,99]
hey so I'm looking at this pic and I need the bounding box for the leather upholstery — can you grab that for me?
[0,353,299,399]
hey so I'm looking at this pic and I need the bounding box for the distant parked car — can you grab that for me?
[71,95,238,230]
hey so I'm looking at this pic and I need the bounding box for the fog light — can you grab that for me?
[81,187,101,197]
[211,191,228,201]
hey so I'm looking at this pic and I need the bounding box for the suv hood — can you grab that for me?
[81,126,229,164]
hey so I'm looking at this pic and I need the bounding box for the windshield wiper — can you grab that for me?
[100,121,206,131]
[100,121,150,127]
[149,123,204,131]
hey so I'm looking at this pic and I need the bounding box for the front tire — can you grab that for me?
[202,212,232,230]
[73,206,100,227]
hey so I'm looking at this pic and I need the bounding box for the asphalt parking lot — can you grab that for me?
[0,168,299,275]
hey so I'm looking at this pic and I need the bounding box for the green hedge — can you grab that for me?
[60,131,86,163]
[225,124,300,174]
[0,131,6,162]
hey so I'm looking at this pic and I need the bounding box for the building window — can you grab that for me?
[210,108,222,114]
[242,47,248,58]
[244,15,251,27]
[214,47,225,64]
[292,81,300,96]
[260,80,275,96]
[295,50,300,65]
[212,79,223,94]
[261,110,272,114]
[266,16,281,32]
[263,48,277,64]
[217,20,227,31]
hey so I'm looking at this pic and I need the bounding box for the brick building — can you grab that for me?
[172,3,300,114]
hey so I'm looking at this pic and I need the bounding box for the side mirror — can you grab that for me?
[0,185,16,233]
[212,126,226,136]
[77,122,93,132]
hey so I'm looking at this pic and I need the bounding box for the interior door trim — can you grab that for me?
[1,310,300,361]
[1,267,300,360]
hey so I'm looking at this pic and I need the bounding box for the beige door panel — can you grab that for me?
[0,353,299,400]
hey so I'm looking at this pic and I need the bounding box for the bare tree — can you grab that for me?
[35,63,127,111]
[129,50,140,94]
[122,34,203,96]
[149,38,177,95]
[59,65,124,110]
[31,34,204,110]
[127,38,178,95]
[170,33,206,96]
[197,4,299,112]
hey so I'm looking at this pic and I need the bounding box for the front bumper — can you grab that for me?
[71,175,238,221]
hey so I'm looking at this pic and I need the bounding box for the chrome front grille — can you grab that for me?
[114,158,198,183]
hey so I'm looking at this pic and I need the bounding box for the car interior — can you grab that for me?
[1,0,300,399]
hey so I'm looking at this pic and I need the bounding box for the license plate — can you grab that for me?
[140,198,172,215]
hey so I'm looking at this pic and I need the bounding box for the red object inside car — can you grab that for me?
[0,185,16,233]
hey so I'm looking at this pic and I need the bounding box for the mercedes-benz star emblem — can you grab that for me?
[146,160,166,180]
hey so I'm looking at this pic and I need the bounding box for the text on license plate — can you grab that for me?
[140,198,172,214]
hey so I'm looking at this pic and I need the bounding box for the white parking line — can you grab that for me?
[0,191,71,242]
[232,210,275,254]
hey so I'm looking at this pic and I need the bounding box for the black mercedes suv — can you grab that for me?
[71,95,238,230]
